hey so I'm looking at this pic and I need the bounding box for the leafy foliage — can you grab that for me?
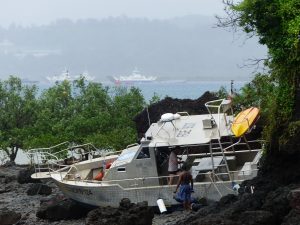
[0,76,38,161]
[221,0,300,152]
[0,76,146,162]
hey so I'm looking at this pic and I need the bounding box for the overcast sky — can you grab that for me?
[0,0,225,27]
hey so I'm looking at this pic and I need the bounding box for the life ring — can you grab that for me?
[94,171,104,181]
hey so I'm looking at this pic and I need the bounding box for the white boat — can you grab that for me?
[112,68,157,83]
[46,70,73,82]
[46,70,95,82]
[28,99,262,207]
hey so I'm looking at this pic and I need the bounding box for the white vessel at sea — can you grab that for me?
[113,68,157,83]
[46,70,95,82]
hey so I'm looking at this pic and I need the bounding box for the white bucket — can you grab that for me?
[157,199,167,213]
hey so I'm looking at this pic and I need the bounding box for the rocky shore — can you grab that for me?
[0,164,194,225]
[2,155,300,225]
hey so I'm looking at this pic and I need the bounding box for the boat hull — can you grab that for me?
[53,178,242,207]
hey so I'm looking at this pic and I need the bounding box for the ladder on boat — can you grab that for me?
[205,99,234,182]
[209,138,232,182]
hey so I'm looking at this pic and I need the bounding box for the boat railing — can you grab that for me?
[61,167,259,190]
[205,98,233,137]
[125,143,139,149]
[27,142,118,177]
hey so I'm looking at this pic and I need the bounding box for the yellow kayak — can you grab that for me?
[231,107,260,137]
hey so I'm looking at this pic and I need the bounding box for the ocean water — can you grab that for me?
[105,80,247,102]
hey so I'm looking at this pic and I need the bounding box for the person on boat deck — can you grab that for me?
[174,163,193,210]
[168,146,182,185]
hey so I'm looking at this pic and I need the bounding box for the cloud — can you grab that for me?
[0,0,225,27]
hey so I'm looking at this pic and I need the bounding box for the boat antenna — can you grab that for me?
[146,106,151,128]
[146,106,153,138]
[230,80,234,96]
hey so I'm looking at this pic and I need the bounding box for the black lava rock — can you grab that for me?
[86,198,154,225]
[17,167,41,184]
[0,208,21,225]
[36,198,90,221]
[27,183,52,196]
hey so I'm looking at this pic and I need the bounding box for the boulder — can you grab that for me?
[134,92,217,138]
[27,183,52,196]
[36,198,90,221]
[86,198,154,225]
[281,209,300,225]
[17,167,41,184]
[218,194,238,207]
[0,185,12,194]
[288,188,300,213]
[239,210,275,225]
[40,193,66,205]
[3,175,16,184]
[184,214,238,225]
[0,171,16,184]
[261,186,292,221]
[0,208,21,225]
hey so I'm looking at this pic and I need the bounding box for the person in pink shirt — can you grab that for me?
[168,146,182,185]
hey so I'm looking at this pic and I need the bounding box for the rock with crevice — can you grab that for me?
[17,167,41,184]
[281,209,300,225]
[36,198,90,221]
[27,183,52,196]
[86,198,154,225]
[134,92,217,138]
[0,208,21,225]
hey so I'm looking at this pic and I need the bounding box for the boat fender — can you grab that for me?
[250,186,255,194]
[160,113,181,122]
[157,198,167,213]
[173,113,181,120]
[94,171,104,181]
[233,184,240,191]
[232,181,240,191]
[106,162,112,169]
[161,113,174,122]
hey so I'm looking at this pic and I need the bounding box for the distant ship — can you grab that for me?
[46,70,95,82]
[112,68,157,83]
[46,70,72,82]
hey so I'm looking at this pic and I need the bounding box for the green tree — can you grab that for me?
[0,76,38,162]
[69,78,112,145]
[28,79,146,153]
[219,0,300,152]
[28,80,74,148]
[106,86,146,150]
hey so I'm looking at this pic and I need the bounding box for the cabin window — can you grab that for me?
[136,147,150,159]
[117,167,126,172]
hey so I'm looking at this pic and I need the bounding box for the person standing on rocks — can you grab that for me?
[174,163,193,210]
[168,146,182,185]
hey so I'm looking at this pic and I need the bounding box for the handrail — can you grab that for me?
[126,143,139,149]
[26,141,120,176]
[204,98,233,137]
[59,167,259,185]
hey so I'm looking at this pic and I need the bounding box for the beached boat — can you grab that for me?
[28,99,262,207]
